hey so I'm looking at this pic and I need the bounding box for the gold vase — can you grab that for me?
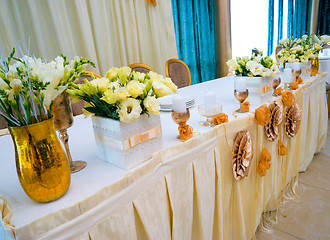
[311,58,319,76]
[9,118,71,203]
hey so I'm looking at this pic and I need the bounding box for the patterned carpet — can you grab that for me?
[255,120,330,239]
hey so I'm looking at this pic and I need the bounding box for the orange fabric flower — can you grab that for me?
[278,140,287,156]
[146,0,157,6]
[178,123,193,142]
[274,87,283,96]
[241,101,250,112]
[282,89,295,107]
[255,104,271,126]
[257,148,272,177]
[296,77,303,84]
[289,81,299,90]
[212,113,228,126]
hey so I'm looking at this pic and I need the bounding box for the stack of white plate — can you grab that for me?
[159,94,195,112]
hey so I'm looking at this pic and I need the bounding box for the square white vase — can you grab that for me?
[235,76,273,106]
[91,114,163,170]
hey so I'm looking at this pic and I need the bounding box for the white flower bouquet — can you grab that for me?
[277,35,330,63]
[67,66,177,123]
[226,53,279,78]
[0,48,94,126]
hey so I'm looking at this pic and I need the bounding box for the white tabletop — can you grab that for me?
[0,74,321,231]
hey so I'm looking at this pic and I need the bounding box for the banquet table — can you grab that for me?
[0,73,327,240]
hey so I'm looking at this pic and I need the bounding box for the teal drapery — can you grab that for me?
[171,0,217,84]
[317,0,330,35]
[267,0,274,56]
[287,0,294,37]
[277,0,283,44]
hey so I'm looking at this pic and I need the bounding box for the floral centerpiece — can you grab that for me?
[0,49,94,126]
[0,48,94,203]
[277,35,330,64]
[226,53,279,77]
[226,53,279,105]
[67,66,178,169]
[67,67,177,122]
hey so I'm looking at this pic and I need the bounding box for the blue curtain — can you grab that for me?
[171,0,217,85]
[277,0,283,44]
[287,0,312,38]
[317,0,330,35]
[267,0,274,56]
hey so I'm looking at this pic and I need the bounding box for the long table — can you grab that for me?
[0,73,327,240]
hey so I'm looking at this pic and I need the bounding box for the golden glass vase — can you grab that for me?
[9,118,71,203]
[311,58,319,76]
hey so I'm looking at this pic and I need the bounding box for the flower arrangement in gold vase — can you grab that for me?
[0,48,94,202]
[67,66,178,169]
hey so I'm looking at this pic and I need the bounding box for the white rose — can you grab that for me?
[287,55,296,63]
[91,77,110,92]
[320,35,330,45]
[143,96,160,115]
[152,81,172,97]
[250,63,264,76]
[106,67,119,81]
[300,55,309,63]
[118,98,142,123]
[126,80,145,98]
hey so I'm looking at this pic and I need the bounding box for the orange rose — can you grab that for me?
[282,89,295,107]
[274,87,283,96]
[290,81,299,90]
[212,113,228,126]
[178,123,193,142]
[278,140,287,156]
[255,104,271,126]
[241,101,250,112]
[296,77,303,84]
[257,148,272,177]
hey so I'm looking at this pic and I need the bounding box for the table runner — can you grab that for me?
[0,73,327,239]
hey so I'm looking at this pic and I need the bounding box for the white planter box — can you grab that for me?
[91,114,163,170]
[235,76,273,106]
[285,61,311,76]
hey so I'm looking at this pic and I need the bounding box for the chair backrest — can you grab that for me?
[275,45,284,63]
[71,71,102,116]
[129,63,155,74]
[165,59,191,88]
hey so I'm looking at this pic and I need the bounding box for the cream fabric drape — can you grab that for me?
[1,74,327,240]
[215,0,232,77]
[0,0,178,75]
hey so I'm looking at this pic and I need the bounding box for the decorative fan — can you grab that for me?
[284,102,301,137]
[232,130,253,180]
[265,101,284,141]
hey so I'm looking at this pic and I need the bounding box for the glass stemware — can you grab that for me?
[234,89,249,113]
[198,104,222,127]
[52,92,87,173]
[171,108,190,138]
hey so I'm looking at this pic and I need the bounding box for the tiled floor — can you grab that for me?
[256,120,330,240]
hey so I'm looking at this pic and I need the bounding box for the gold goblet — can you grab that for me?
[273,77,281,96]
[52,92,87,173]
[234,89,249,113]
[171,109,190,138]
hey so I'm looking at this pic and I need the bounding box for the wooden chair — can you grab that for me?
[71,71,102,116]
[165,58,191,88]
[275,45,284,63]
[129,63,155,74]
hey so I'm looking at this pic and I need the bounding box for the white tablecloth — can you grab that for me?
[0,73,327,239]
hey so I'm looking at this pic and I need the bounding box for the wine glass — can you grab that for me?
[52,92,87,173]
[234,89,249,113]
[198,104,222,127]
